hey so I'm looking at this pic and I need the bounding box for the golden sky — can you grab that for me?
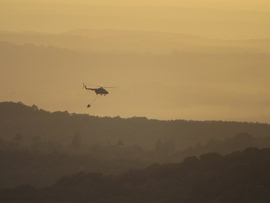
[1,0,270,10]
[1,0,270,123]
[1,0,270,38]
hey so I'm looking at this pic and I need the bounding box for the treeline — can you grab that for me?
[2,101,270,150]
[2,132,270,189]
[1,147,270,203]
[1,101,270,188]
[171,132,270,162]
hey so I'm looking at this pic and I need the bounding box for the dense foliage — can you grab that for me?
[1,101,270,150]
[1,147,270,203]
[1,101,270,189]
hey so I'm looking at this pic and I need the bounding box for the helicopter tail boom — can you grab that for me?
[83,83,95,91]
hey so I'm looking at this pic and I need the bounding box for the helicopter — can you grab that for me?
[83,83,112,96]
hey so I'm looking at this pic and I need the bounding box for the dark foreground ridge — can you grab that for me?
[1,147,270,203]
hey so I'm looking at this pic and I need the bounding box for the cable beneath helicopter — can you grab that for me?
[87,95,100,108]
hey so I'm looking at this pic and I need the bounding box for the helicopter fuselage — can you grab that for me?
[93,87,108,95]
[83,84,110,95]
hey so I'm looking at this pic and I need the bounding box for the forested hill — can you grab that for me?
[1,101,270,189]
[1,101,270,150]
[1,147,270,203]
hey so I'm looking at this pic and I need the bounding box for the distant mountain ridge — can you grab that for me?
[1,29,270,54]
[1,40,270,122]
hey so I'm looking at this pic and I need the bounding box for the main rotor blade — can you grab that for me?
[83,83,117,88]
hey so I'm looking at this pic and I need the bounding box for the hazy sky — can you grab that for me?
[1,0,270,38]
[1,0,270,123]
[2,0,270,10]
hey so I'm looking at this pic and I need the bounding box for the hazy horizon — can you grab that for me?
[1,1,270,123]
